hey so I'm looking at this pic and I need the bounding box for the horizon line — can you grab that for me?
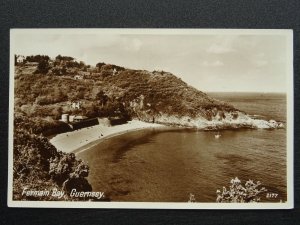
[205,91,286,94]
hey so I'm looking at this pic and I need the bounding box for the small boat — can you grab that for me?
[215,132,221,139]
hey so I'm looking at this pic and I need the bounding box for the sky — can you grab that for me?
[12,30,291,92]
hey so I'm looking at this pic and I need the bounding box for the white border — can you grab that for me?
[8,29,294,209]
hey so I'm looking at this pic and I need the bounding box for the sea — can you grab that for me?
[77,92,288,202]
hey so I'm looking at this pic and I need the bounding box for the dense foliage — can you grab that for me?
[26,55,50,63]
[35,60,50,74]
[13,115,92,200]
[216,177,267,203]
[15,55,236,128]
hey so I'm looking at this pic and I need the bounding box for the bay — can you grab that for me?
[77,92,287,202]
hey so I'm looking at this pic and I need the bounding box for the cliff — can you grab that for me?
[94,68,283,129]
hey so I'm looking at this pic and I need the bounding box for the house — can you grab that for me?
[78,71,90,76]
[61,114,69,123]
[71,101,81,109]
[74,75,83,80]
[16,55,25,63]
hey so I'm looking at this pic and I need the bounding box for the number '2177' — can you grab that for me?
[266,193,278,198]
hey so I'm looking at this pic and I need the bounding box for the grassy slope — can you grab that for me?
[15,65,237,125]
[102,69,236,116]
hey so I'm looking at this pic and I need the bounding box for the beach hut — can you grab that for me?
[61,114,69,123]
[69,115,75,122]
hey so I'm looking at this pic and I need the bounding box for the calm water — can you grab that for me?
[77,92,287,202]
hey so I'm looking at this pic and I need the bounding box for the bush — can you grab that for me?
[35,96,52,105]
[13,126,92,200]
[26,55,50,63]
[216,177,267,203]
[49,153,92,193]
[35,60,50,74]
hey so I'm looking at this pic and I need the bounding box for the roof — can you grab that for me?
[74,116,88,120]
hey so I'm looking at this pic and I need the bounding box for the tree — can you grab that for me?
[49,148,90,193]
[85,104,99,118]
[55,54,62,61]
[55,55,74,61]
[96,62,106,70]
[66,61,80,68]
[26,55,50,63]
[51,106,63,120]
[216,177,267,203]
[35,60,50,74]
[51,67,62,75]
[96,90,109,106]
[79,61,85,68]
[60,66,67,75]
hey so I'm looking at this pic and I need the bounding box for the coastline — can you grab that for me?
[49,120,166,154]
[49,112,284,155]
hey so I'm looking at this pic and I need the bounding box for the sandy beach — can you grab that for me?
[49,120,165,154]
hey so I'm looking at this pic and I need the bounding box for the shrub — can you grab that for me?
[188,193,196,203]
[26,55,50,63]
[49,153,92,193]
[35,60,50,74]
[13,126,92,200]
[216,177,267,203]
[35,96,52,105]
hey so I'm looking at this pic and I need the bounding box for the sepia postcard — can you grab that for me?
[8,29,293,209]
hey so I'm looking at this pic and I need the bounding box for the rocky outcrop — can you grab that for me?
[126,90,283,130]
[135,110,284,130]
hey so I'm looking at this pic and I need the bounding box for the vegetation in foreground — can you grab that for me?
[216,177,267,203]
[13,116,92,200]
